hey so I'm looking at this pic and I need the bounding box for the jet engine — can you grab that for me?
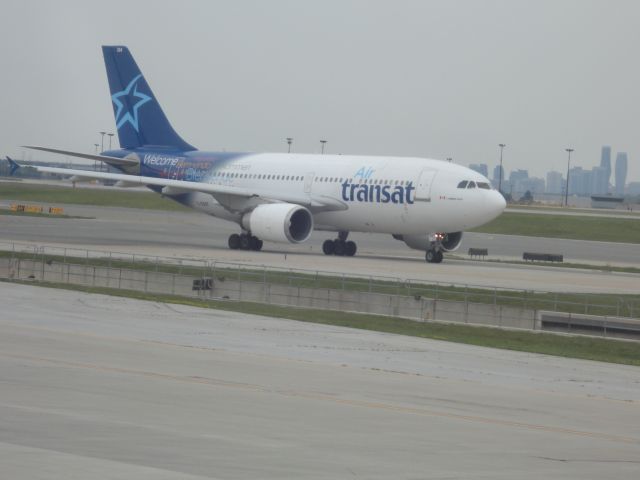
[242,203,313,244]
[393,231,463,252]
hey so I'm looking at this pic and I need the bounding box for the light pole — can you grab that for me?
[107,133,114,150]
[94,143,99,171]
[286,137,293,153]
[320,140,327,154]
[564,148,574,207]
[498,143,506,193]
[99,131,106,153]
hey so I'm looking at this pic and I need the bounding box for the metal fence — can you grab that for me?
[0,241,638,322]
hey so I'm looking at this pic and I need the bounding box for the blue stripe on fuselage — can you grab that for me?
[101,148,250,181]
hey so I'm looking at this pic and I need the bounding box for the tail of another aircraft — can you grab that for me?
[102,46,195,151]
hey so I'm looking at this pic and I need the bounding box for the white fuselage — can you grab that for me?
[181,153,506,235]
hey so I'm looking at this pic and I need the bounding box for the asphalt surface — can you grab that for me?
[1,203,639,293]
[1,283,639,479]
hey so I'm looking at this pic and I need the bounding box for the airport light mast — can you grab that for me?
[498,143,506,193]
[286,137,293,153]
[99,131,106,153]
[564,148,574,207]
[320,140,327,154]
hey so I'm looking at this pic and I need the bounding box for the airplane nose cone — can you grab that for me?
[491,190,507,214]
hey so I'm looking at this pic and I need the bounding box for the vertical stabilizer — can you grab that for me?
[102,46,195,151]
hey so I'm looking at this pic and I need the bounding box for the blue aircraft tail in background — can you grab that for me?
[102,46,195,151]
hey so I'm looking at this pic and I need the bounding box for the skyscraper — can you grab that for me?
[615,152,628,196]
[492,164,503,189]
[469,163,489,177]
[600,145,611,190]
[546,171,564,195]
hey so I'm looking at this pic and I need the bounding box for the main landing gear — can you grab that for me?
[322,231,357,257]
[228,233,263,251]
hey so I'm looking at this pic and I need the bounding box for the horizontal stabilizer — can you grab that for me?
[22,146,139,167]
[6,156,20,176]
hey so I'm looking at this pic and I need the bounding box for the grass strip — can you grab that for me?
[0,181,190,211]
[4,279,639,366]
[471,212,640,244]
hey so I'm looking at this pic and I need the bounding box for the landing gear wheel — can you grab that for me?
[322,239,335,255]
[240,234,251,250]
[228,233,240,250]
[425,249,436,263]
[345,240,357,257]
[434,251,443,263]
[333,239,346,256]
[252,238,263,251]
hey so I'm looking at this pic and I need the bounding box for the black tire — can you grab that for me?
[228,233,240,250]
[333,239,345,256]
[322,239,335,255]
[425,249,436,263]
[434,251,443,263]
[345,241,357,257]
[250,237,263,251]
[240,234,251,250]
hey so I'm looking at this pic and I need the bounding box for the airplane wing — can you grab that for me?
[23,163,346,213]
[23,146,139,167]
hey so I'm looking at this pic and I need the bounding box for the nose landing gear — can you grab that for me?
[425,248,443,263]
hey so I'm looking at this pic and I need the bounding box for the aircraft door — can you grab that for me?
[304,172,315,194]
[415,168,437,201]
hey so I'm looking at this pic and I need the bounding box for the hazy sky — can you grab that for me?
[1,0,639,182]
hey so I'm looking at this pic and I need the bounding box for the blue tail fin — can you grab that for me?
[102,46,195,151]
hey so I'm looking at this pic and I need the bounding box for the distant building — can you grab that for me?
[509,169,528,184]
[546,171,564,195]
[626,182,640,196]
[591,166,609,195]
[568,166,591,196]
[468,163,488,177]
[492,164,504,190]
[600,145,612,189]
[615,152,628,196]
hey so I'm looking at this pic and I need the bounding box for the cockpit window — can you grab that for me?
[457,180,468,189]
[467,181,476,189]
[477,182,491,190]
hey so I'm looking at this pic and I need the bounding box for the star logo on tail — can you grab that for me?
[111,74,152,132]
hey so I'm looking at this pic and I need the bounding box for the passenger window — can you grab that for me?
[467,181,476,189]
[457,180,468,188]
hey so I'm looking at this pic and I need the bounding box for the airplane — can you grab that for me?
[16,45,505,263]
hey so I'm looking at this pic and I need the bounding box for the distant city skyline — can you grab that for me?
[469,145,634,197]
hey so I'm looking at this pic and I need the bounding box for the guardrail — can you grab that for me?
[468,248,488,259]
[0,241,637,322]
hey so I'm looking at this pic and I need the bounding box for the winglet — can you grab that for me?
[6,156,20,176]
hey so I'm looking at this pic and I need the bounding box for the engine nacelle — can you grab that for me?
[242,203,313,244]
[394,231,463,252]
[438,231,463,252]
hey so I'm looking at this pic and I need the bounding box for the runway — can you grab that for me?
[1,282,639,479]
[1,203,639,293]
